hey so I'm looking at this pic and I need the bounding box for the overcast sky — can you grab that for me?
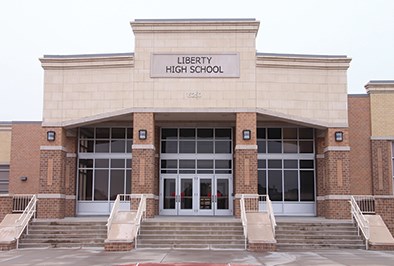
[1,0,394,121]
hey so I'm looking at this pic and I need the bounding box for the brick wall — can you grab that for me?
[9,122,42,194]
[0,196,12,221]
[37,198,65,219]
[348,95,373,195]
[375,197,394,235]
[317,199,351,219]
[371,140,393,195]
[131,113,158,217]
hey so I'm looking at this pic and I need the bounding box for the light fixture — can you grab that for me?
[47,131,56,141]
[242,130,251,140]
[335,131,344,142]
[20,176,28,181]
[139,129,147,140]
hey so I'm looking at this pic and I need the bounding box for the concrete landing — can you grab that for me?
[246,213,275,244]
[0,214,21,242]
[365,215,394,247]
[107,211,137,241]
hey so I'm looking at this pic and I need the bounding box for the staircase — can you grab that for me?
[18,219,107,249]
[137,218,245,250]
[275,219,366,250]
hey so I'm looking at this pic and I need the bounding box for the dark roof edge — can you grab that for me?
[348,94,369,97]
[368,80,394,84]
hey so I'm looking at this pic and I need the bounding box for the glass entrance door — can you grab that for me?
[160,175,232,216]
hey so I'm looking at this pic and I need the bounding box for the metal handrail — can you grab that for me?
[106,194,122,238]
[239,195,248,249]
[350,195,370,250]
[133,194,146,248]
[265,195,277,237]
[15,195,37,248]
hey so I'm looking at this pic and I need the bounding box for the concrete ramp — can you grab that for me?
[246,212,276,244]
[365,215,394,249]
[107,211,137,241]
[0,214,21,242]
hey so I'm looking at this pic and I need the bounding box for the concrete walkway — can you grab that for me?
[1,248,394,265]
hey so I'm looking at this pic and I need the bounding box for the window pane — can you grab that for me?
[283,141,297,153]
[283,160,297,169]
[268,128,281,139]
[215,128,231,139]
[197,128,213,139]
[95,140,110,153]
[257,140,266,153]
[300,160,314,169]
[215,160,231,169]
[179,160,195,169]
[179,141,195,153]
[268,170,282,201]
[112,128,125,139]
[78,170,93,200]
[268,160,282,169]
[300,170,315,201]
[161,141,178,153]
[257,128,266,139]
[215,141,231,154]
[80,128,94,139]
[96,128,110,139]
[163,179,176,209]
[111,140,126,153]
[79,159,93,168]
[110,170,125,200]
[180,128,195,139]
[95,159,109,168]
[94,170,109,200]
[126,159,132,168]
[197,141,213,153]
[258,170,266,195]
[197,160,214,169]
[268,140,282,153]
[161,160,177,169]
[127,128,133,139]
[162,128,178,139]
[126,170,131,194]
[299,128,313,139]
[300,141,314,153]
[258,160,266,169]
[0,171,9,181]
[283,128,297,139]
[126,140,133,153]
[111,159,125,168]
[79,140,94,153]
[284,170,298,201]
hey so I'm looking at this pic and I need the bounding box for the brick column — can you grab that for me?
[131,113,158,217]
[317,128,351,219]
[234,113,257,217]
[38,127,77,218]
[371,140,393,195]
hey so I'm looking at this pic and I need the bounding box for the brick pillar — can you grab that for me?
[317,128,351,219]
[234,113,257,217]
[38,127,77,218]
[132,113,158,217]
[371,140,393,195]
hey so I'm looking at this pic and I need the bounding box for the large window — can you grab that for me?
[257,128,315,202]
[0,165,9,194]
[78,127,132,201]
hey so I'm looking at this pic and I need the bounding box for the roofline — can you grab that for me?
[43,53,134,59]
[134,18,256,22]
[257,52,348,59]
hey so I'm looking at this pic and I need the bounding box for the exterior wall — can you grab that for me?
[234,113,257,217]
[348,95,373,195]
[0,195,12,221]
[131,113,158,217]
[9,122,42,194]
[256,58,349,127]
[371,140,393,195]
[0,123,11,165]
[375,197,394,236]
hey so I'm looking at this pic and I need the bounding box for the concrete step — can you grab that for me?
[277,243,366,250]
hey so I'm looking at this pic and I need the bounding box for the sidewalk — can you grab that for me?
[1,248,394,266]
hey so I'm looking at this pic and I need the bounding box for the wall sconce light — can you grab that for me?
[242,130,251,140]
[20,176,28,182]
[139,129,147,140]
[335,131,344,142]
[47,131,56,141]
